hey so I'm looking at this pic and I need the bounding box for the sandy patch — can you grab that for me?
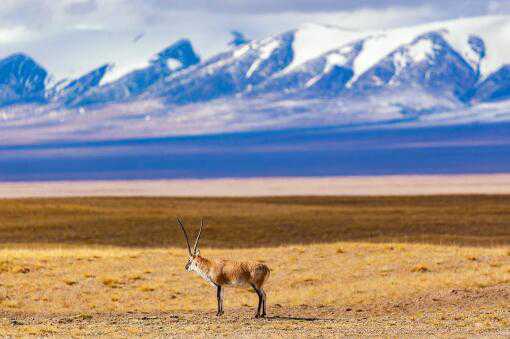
[1,174,510,198]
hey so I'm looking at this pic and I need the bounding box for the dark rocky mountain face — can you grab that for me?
[229,31,250,47]
[0,54,48,106]
[472,66,510,103]
[54,64,112,106]
[153,39,200,68]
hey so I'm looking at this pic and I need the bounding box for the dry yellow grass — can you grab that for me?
[0,244,508,314]
[0,196,508,336]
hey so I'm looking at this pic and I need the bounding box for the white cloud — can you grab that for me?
[0,26,33,44]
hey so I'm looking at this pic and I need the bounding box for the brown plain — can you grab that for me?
[0,195,509,336]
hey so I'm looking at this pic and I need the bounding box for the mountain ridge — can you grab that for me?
[0,15,510,144]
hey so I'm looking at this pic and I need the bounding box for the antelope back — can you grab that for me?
[215,260,270,288]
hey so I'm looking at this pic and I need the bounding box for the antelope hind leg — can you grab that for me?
[260,288,267,318]
[216,285,224,316]
[252,284,262,318]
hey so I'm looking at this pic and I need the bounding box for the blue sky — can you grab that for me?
[1,0,509,80]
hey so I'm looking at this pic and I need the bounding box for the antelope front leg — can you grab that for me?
[216,285,224,316]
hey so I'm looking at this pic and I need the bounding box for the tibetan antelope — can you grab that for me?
[177,218,270,318]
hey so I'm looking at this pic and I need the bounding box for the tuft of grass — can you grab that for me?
[102,278,123,288]
[26,325,58,335]
[139,285,156,292]
[3,300,21,308]
[77,313,93,320]
[63,279,78,286]
[0,260,12,273]
[11,266,30,274]
[411,265,430,273]
[290,278,319,288]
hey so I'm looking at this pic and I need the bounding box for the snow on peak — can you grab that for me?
[284,15,510,84]
[324,53,349,73]
[166,59,183,71]
[438,15,510,79]
[99,39,199,86]
[246,38,281,78]
[391,37,436,76]
[233,44,251,58]
[407,38,435,63]
[100,60,150,85]
[283,23,366,74]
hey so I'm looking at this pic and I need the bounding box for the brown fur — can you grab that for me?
[195,256,270,288]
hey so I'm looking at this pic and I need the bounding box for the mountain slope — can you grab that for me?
[52,64,112,106]
[472,66,510,102]
[59,39,200,107]
[249,40,363,97]
[351,32,479,102]
[143,32,295,104]
[0,54,48,107]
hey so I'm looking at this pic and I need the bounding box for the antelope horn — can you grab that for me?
[193,218,204,255]
[177,218,192,256]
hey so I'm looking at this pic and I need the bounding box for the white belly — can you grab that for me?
[227,278,249,287]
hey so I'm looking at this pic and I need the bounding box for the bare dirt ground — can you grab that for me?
[2,174,510,198]
[1,286,509,336]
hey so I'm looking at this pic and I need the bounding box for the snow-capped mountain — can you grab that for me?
[55,39,200,107]
[250,39,363,96]
[0,16,510,144]
[143,32,295,104]
[143,15,510,110]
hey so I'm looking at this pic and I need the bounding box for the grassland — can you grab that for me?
[0,196,509,336]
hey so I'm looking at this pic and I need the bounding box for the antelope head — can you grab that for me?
[177,218,203,272]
